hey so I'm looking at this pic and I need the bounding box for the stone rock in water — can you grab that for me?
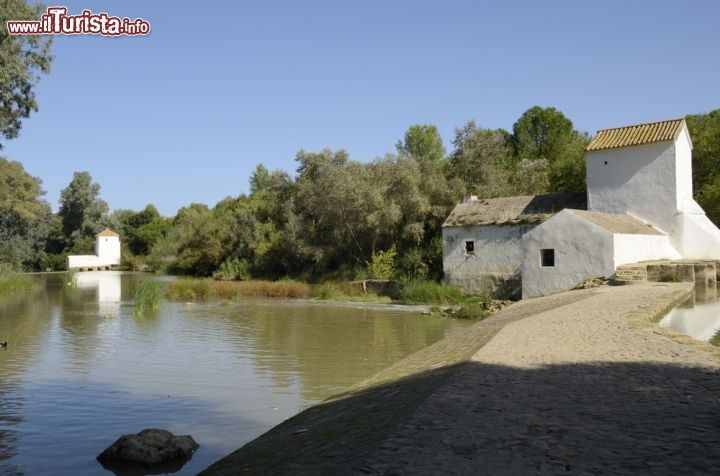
[97,428,199,469]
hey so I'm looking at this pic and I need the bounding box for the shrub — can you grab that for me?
[366,245,397,280]
[213,258,251,281]
[454,302,490,320]
[133,279,164,315]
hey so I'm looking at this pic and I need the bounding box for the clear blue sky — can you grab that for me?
[5,0,720,216]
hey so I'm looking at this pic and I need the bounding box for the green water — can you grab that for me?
[0,272,472,475]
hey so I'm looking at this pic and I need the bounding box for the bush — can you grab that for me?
[133,279,164,315]
[454,302,490,320]
[366,245,397,280]
[398,279,465,305]
[213,258,251,281]
[40,253,67,272]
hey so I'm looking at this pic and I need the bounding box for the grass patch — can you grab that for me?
[310,282,392,303]
[454,302,491,320]
[165,278,311,301]
[398,279,466,305]
[0,272,35,296]
[133,279,164,315]
[659,270,681,282]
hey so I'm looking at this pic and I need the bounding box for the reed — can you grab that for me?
[165,278,311,301]
[398,279,466,305]
[133,279,164,315]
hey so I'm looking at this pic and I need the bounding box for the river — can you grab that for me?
[0,272,472,475]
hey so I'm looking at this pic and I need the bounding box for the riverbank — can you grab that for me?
[201,282,720,475]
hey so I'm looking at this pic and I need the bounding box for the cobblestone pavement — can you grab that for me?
[202,283,720,475]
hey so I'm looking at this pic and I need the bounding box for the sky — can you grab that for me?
[4,0,720,216]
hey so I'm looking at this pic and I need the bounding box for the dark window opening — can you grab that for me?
[541,249,555,267]
[465,241,475,255]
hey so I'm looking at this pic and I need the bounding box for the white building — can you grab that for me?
[442,118,720,299]
[67,229,121,270]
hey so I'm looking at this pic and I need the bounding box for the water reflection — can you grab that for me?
[659,282,720,343]
[0,273,472,475]
[74,271,122,317]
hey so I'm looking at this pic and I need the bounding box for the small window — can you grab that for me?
[465,241,475,255]
[540,249,555,267]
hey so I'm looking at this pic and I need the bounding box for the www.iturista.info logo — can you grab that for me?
[6,6,151,36]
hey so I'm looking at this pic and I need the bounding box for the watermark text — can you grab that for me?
[7,7,151,36]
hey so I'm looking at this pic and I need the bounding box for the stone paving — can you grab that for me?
[201,283,720,475]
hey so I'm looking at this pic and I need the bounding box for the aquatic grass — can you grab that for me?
[398,279,466,305]
[310,282,392,303]
[165,278,213,301]
[133,279,164,315]
[454,302,491,320]
[0,271,35,296]
[165,278,311,301]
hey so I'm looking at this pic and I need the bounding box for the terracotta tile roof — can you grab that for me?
[567,209,664,235]
[442,193,586,227]
[586,118,685,151]
[96,228,120,237]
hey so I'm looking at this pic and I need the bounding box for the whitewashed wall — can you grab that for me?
[613,233,680,265]
[96,236,121,265]
[67,255,104,269]
[443,224,532,294]
[586,140,677,233]
[521,210,614,299]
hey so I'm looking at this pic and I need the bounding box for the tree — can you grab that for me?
[0,0,53,148]
[511,106,589,194]
[512,106,575,161]
[396,124,447,164]
[0,157,52,269]
[686,109,720,226]
[58,171,109,251]
[449,120,513,197]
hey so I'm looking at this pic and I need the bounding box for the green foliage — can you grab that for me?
[454,302,491,320]
[658,270,681,283]
[398,279,465,305]
[165,278,213,301]
[686,110,720,227]
[58,171,110,249]
[696,176,720,227]
[0,0,53,148]
[512,106,575,161]
[366,245,397,280]
[449,122,513,197]
[0,263,34,295]
[165,278,310,301]
[310,281,391,303]
[133,279,163,316]
[213,257,251,281]
[396,124,447,163]
[40,252,66,271]
[0,157,52,270]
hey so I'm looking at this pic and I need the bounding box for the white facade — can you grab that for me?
[521,210,680,298]
[586,123,720,258]
[443,224,531,295]
[443,118,720,299]
[67,229,121,270]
